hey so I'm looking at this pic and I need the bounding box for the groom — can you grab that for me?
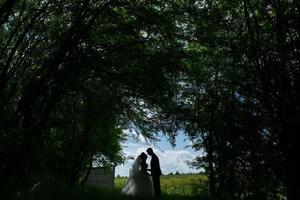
[147,148,162,200]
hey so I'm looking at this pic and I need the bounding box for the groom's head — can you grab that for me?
[146,148,154,156]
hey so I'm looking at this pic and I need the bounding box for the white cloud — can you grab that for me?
[115,146,200,177]
[115,132,203,177]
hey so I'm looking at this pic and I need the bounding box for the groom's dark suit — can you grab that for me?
[150,153,162,199]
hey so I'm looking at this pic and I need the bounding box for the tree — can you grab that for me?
[168,0,299,199]
[1,1,299,199]
[0,0,185,198]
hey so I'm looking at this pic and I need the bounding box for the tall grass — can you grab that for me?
[116,173,210,200]
[28,181,123,200]
[26,174,209,200]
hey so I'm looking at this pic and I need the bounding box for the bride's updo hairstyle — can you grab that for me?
[140,152,147,160]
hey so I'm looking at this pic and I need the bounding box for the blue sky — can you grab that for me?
[115,132,202,177]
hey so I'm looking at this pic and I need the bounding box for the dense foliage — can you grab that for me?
[1,0,299,200]
[0,0,183,198]
[170,1,299,199]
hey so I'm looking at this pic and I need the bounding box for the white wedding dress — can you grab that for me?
[122,155,154,198]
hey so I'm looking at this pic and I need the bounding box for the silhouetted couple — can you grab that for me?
[122,148,162,199]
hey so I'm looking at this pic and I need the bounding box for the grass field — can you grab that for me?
[28,174,209,200]
[115,173,210,199]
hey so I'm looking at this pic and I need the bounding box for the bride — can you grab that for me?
[122,152,154,198]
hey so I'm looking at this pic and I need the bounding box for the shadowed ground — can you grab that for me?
[28,174,209,200]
